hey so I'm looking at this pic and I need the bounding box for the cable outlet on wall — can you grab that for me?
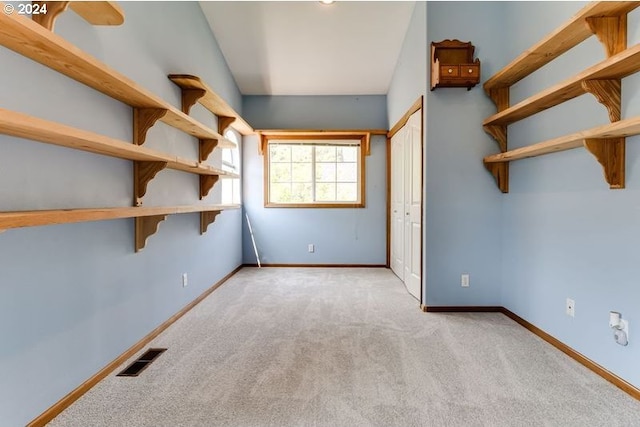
[461,274,470,287]
[182,273,188,287]
[566,298,575,317]
[308,244,314,253]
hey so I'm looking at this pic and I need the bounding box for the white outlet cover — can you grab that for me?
[461,274,470,287]
[566,298,575,317]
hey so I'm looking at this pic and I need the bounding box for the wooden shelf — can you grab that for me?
[32,1,125,31]
[0,108,239,205]
[482,1,640,192]
[0,12,235,149]
[0,204,240,251]
[483,43,640,131]
[484,116,640,190]
[483,1,640,96]
[168,74,254,136]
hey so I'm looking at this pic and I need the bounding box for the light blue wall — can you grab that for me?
[241,96,387,265]
[424,2,505,305]
[387,1,426,127]
[0,3,242,425]
[500,2,640,389]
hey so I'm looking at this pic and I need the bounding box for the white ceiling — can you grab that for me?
[199,1,416,96]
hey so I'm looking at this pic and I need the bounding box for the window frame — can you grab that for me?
[263,133,367,208]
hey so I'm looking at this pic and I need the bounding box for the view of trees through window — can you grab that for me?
[268,142,360,204]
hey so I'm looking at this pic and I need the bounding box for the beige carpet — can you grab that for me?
[49,267,640,426]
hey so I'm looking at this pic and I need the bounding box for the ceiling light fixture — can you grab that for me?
[319,0,335,5]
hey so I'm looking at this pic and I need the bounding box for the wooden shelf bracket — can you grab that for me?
[582,79,622,122]
[32,1,125,31]
[133,108,168,145]
[180,88,206,115]
[134,161,167,206]
[484,162,509,193]
[199,138,219,163]
[135,215,167,252]
[32,1,70,31]
[483,125,508,153]
[200,175,220,200]
[218,116,236,135]
[583,137,625,189]
[586,15,627,58]
[487,87,510,111]
[200,211,221,235]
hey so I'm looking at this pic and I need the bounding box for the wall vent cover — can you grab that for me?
[117,348,166,377]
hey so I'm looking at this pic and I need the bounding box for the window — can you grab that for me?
[264,134,366,208]
[221,130,240,205]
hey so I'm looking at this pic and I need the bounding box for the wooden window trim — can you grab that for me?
[263,133,367,208]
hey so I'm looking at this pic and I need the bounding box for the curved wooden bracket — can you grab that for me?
[582,79,621,122]
[218,116,236,135]
[583,137,625,189]
[180,88,206,115]
[199,138,219,163]
[134,161,167,206]
[483,125,508,152]
[484,161,509,193]
[586,15,627,58]
[200,211,221,235]
[200,175,220,200]
[32,1,70,31]
[133,108,168,145]
[135,215,167,252]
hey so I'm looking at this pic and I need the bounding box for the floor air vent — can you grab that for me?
[117,348,166,377]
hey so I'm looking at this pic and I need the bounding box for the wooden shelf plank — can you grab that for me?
[69,1,125,26]
[484,43,640,128]
[0,12,234,147]
[483,1,640,94]
[168,74,254,136]
[0,205,241,231]
[484,116,640,163]
[0,108,239,180]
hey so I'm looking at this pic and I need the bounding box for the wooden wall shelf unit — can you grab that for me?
[31,1,125,31]
[0,109,238,207]
[431,40,480,90]
[0,204,240,251]
[168,74,254,136]
[0,10,249,252]
[482,1,640,193]
[0,11,235,151]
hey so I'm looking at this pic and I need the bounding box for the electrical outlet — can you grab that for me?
[461,274,470,287]
[566,298,575,317]
[182,273,188,287]
[308,244,314,253]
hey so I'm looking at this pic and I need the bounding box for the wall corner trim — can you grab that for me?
[424,305,640,401]
[27,265,244,427]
